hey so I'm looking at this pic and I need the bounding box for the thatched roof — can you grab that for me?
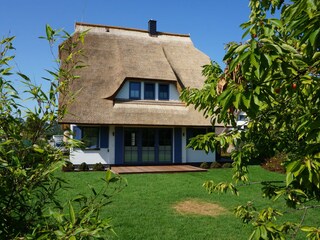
[60,22,215,127]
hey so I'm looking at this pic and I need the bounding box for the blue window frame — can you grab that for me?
[159,84,169,100]
[129,82,141,99]
[144,83,155,100]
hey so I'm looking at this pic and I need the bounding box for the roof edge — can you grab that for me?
[75,22,190,38]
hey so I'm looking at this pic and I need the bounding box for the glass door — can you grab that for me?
[141,128,155,163]
[123,127,172,164]
[124,128,139,163]
[158,128,172,163]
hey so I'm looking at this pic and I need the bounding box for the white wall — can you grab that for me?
[70,149,109,165]
[116,82,130,99]
[182,127,216,163]
[169,84,180,101]
[186,149,216,163]
[69,124,216,165]
[69,124,116,165]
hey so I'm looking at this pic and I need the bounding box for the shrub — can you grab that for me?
[62,161,74,172]
[222,163,232,168]
[200,162,209,169]
[261,152,286,173]
[210,162,222,169]
[79,162,89,171]
[93,162,105,171]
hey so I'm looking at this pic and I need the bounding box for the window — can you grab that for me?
[159,84,169,100]
[187,127,213,145]
[129,82,141,99]
[82,127,99,149]
[144,83,155,100]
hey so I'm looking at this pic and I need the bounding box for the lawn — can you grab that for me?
[57,166,319,239]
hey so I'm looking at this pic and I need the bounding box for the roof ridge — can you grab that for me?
[75,22,190,38]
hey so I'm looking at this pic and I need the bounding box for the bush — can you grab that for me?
[210,162,222,169]
[222,163,232,168]
[93,162,105,171]
[79,162,89,171]
[0,28,125,239]
[261,152,286,173]
[200,162,209,169]
[62,161,74,172]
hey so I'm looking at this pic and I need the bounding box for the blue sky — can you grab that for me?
[1,0,251,109]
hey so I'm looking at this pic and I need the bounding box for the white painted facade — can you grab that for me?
[69,125,216,165]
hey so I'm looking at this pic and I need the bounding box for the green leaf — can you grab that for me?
[46,24,53,40]
[233,92,242,109]
[106,169,112,182]
[286,160,301,173]
[235,44,249,53]
[309,29,320,46]
[286,173,294,186]
[68,200,76,225]
[223,44,239,61]
[88,184,97,196]
[17,72,30,81]
[281,43,298,54]
[242,93,251,109]
[250,53,259,69]
[269,18,283,28]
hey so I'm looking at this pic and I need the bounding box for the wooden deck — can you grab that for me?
[111,165,207,174]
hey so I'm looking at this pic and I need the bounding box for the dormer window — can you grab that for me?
[129,82,141,99]
[115,80,179,101]
[159,84,169,100]
[144,83,155,100]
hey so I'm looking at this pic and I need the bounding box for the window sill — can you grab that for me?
[114,99,184,106]
[77,148,101,151]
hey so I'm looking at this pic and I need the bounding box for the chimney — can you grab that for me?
[148,20,157,36]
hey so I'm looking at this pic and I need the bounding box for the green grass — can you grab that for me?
[57,166,320,239]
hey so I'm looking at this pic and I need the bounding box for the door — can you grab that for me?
[123,127,172,164]
[124,128,139,164]
[141,128,156,163]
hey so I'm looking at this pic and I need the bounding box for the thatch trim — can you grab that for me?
[75,22,190,37]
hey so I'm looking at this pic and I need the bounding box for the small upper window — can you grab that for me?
[159,84,169,100]
[82,127,99,149]
[144,83,155,100]
[129,82,141,99]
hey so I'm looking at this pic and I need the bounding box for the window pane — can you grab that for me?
[129,82,141,99]
[159,84,169,100]
[82,127,99,149]
[144,83,155,100]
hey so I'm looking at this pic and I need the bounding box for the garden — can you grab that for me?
[57,166,320,239]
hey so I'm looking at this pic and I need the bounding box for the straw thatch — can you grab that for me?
[59,22,215,127]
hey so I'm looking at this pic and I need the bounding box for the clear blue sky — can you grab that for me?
[1,0,251,108]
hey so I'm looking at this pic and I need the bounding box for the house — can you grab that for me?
[59,20,220,165]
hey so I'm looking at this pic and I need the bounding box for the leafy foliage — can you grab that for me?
[0,26,125,239]
[199,162,210,169]
[210,161,222,168]
[62,161,75,172]
[181,0,320,238]
[93,162,106,171]
[79,162,90,171]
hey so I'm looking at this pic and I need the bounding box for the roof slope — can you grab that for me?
[60,22,213,126]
